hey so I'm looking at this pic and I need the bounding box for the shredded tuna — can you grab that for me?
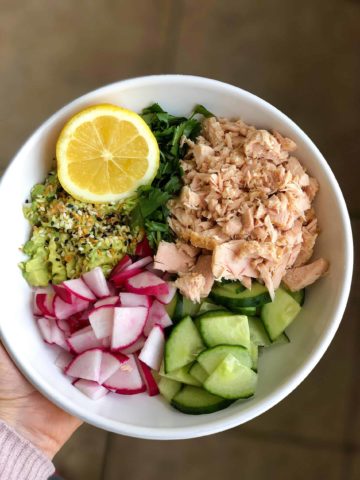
[174,273,206,303]
[161,116,328,297]
[282,258,329,291]
[153,241,196,273]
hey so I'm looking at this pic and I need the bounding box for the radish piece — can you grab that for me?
[65,349,102,381]
[54,296,89,320]
[135,237,153,257]
[50,322,70,351]
[124,256,152,271]
[111,307,148,350]
[102,336,111,348]
[89,306,115,339]
[71,325,93,337]
[66,313,90,334]
[145,262,164,277]
[94,296,119,308]
[125,272,169,296]
[33,293,42,316]
[111,268,143,287]
[37,317,53,343]
[137,359,160,396]
[120,335,146,354]
[36,292,55,317]
[63,278,96,301]
[74,379,109,400]
[156,283,177,304]
[109,255,132,279]
[82,267,110,298]
[67,329,104,353]
[119,292,151,308]
[56,319,71,336]
[103,354,145,394]
[53,284,73,304]
[98,352,128,384]
[107,282,118,296]
[139,324,165,371]
[143,300,172,336]
[55,350,74,370]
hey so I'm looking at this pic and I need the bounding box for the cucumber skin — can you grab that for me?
[171,386,233,415]
[210,291,271,308]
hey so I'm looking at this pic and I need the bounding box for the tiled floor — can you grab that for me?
[1,1,359,479]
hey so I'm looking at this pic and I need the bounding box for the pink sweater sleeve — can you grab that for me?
[0,421,55,480]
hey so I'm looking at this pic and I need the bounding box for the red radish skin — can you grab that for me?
[67,329,104,353]
[120,335,146,355]
[33,294,42,316]
[124,256,152,272]
[62,278,96,301]
[56,318,71,336]
[155,283,177,305]
[137,359,160,396]
[65,349,103,382]
[111,307,148,350]
[107,281,117,296]
[89,306,115,339]
[143,300,172,336]
[135,237,153,257]
[74,379,108,400]
[53,284,73,304]
[110,268,143,287]
[103,354,145,394]
[54,296,89,320]
[125,272,169,296]
[71,325,93,337]
[36,293,55,317]
[98,351,128,385]
[119,292,151,308]
[139,324,165,371]
[82,267,110,298]
[94,296,119,308]
[109,255,132,279]
[102,337,111,349]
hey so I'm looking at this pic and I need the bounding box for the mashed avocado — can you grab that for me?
[20,171,141,286]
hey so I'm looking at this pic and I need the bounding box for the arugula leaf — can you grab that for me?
[132,103,212,249]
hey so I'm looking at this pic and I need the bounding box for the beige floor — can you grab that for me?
[1,1,359,479]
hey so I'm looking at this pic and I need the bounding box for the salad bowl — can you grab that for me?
[0,75,353,439]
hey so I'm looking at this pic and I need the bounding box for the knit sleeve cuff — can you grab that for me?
[0,420,55,480]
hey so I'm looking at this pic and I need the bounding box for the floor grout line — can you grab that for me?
[99,431,112,480]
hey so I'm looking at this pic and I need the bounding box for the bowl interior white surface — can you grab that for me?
[0,75,353,439]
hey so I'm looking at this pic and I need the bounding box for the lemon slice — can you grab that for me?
[56,104,159,203]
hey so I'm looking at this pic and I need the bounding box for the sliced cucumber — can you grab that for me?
[157,376,182,402]
[198,311,250,349]
[204,354,257,400]
[198,300,227,315]
[248,316,271,347]
[164,292,179,319]
[173,294,184,322]
[232,306,258,316]
[273,332,290,345]
[249,342,258,372]
[189,362,208,384]
[210,281,271,308]
[165,316,205,373]
[261,288,301,341]
[197,345,252,374]
[182,297,201,317]
[171,385,233,415]
[160,362,201,386]
[288,289,305,306]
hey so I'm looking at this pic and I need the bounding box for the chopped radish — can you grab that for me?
[156,283,177,304]
[107,281,117,296]
[139,324,165,370]
[135,237,153,257]
[145,262,164,277]
[109,255,132,279]
[102,336,111,348]
[71,325,93,337]
[56,318,71,336]
[124,256,152,271]
[143,300,172,336]
[103,354,145,394]
[50,322,70,351]
[120,335,146,354]
[137,359,159,396]
[125,272,169,296]
[62,278,96,301]
[89,306,115,339]
[94,296,119,308]
[119,292,151,308]
[111,307,148,350]
[54,296,89,320]
[55,350,74,370]
[74,379,109,400]
[65,349,102,382]
[67,329,104,353]
[82,267,110,298]
[37,317,53,344]
[36,292,55,317]
[33,293,42,316]
[98,352,128,385]
[53,284,72,304]
[111,268,143,287]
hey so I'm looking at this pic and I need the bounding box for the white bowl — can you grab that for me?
[0,75,353,440]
